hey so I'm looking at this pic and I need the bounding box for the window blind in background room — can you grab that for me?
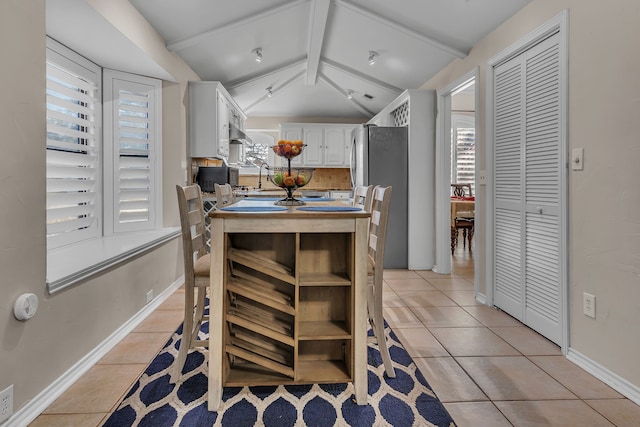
[451,114,476,194]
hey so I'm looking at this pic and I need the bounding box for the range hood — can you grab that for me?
[229,123,252,144]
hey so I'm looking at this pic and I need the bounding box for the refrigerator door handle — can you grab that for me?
[350,133,357,189]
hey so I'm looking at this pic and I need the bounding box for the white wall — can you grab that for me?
[0,0,196,415]
[421,0,640,392]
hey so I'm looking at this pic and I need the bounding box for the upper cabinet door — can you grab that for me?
[302,127,324,166]
[216,92,229,158]
[324,127,347,166]
[280,123,356,167]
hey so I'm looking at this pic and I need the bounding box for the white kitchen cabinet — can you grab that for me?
[324,126,349,166]
[216,92,229,158]
[302,127,324,166]
[330,190,352,200]
[279,123,356,167]
[189,81,245,160]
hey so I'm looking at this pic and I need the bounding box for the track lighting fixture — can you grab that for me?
[266,86,273,97]
[252,47,263,63]
[347,90,354,100]
[368,50,378,66]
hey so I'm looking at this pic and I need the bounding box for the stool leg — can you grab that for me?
[171,286,195,383]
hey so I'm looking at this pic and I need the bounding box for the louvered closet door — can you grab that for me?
[493,32,562,344]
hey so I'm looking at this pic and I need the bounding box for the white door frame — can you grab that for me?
[485,10,569,352]
[434,67,479,286]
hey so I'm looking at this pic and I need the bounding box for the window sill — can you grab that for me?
[47,227,181,294]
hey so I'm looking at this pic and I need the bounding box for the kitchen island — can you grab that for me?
[207,200,370,411]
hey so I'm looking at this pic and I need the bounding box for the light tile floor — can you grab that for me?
[31,249,640,426]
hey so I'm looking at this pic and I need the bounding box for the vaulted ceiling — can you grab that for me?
[48,0,532,120]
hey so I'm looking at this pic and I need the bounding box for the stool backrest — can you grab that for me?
[352,185,374,212]
[214,183,235,207]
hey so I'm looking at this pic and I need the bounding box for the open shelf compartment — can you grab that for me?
[298,233,353,286]
[296,340,352,383]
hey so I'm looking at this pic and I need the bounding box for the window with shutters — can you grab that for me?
[46,38,162,250]
[103,69,162,234]
[46,39,102,249]
[451,114,476,194]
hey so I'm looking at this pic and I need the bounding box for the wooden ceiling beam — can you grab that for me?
[225,57,307,90]
[305,0,331,85]
[321,58,401,94]
[318,74,374,117]
[243,70,306,114]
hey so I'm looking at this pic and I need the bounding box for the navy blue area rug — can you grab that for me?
[103,317,455,426]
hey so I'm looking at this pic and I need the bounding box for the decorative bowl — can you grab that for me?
[267,167,314,190]
[271,141,306,159]
[266,167,314,206]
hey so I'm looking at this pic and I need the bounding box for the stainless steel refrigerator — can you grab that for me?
[350,124,408,269]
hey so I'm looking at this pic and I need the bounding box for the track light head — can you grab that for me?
[252,47,263,63]
[266,86,273,97]
[368,50,378,66]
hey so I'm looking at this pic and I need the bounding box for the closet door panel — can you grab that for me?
[493,31,562,344]
[493,54,525,318]
[523,33,562,343]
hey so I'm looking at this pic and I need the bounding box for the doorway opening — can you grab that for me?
[434,68,479,289]
[450,80,476,276]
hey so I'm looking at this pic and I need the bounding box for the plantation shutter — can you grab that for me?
[46,45,102,249]
[452,115,476,193]
[493,32,562,344]
[104,70,160,233]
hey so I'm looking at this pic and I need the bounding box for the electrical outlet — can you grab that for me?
[146,290,154,304]
[583,292,596,319]
[0,384,14,423]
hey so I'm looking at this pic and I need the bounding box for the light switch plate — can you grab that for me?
[572,148,584,170]
[478,170,487,186]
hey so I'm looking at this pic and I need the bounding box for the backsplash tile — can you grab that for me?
[239,168,351,190]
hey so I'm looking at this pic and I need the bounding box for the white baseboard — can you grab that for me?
[566,347,640,406]
[4,276,184,427]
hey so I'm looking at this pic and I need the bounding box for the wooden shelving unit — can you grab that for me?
[221,231,354,386]
[207,205,370,411]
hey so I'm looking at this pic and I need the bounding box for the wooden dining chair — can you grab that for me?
[172,184,210,383]
[451,183,473,197]
[214,183,235,208]
[366,185,395,378]
[352,185,374,211]
[450,201,475,254]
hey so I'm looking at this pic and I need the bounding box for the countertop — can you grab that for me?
[202,188,352,198]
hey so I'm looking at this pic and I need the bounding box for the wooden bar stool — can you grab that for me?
[367,186,395,378]
[173,184,210,383]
